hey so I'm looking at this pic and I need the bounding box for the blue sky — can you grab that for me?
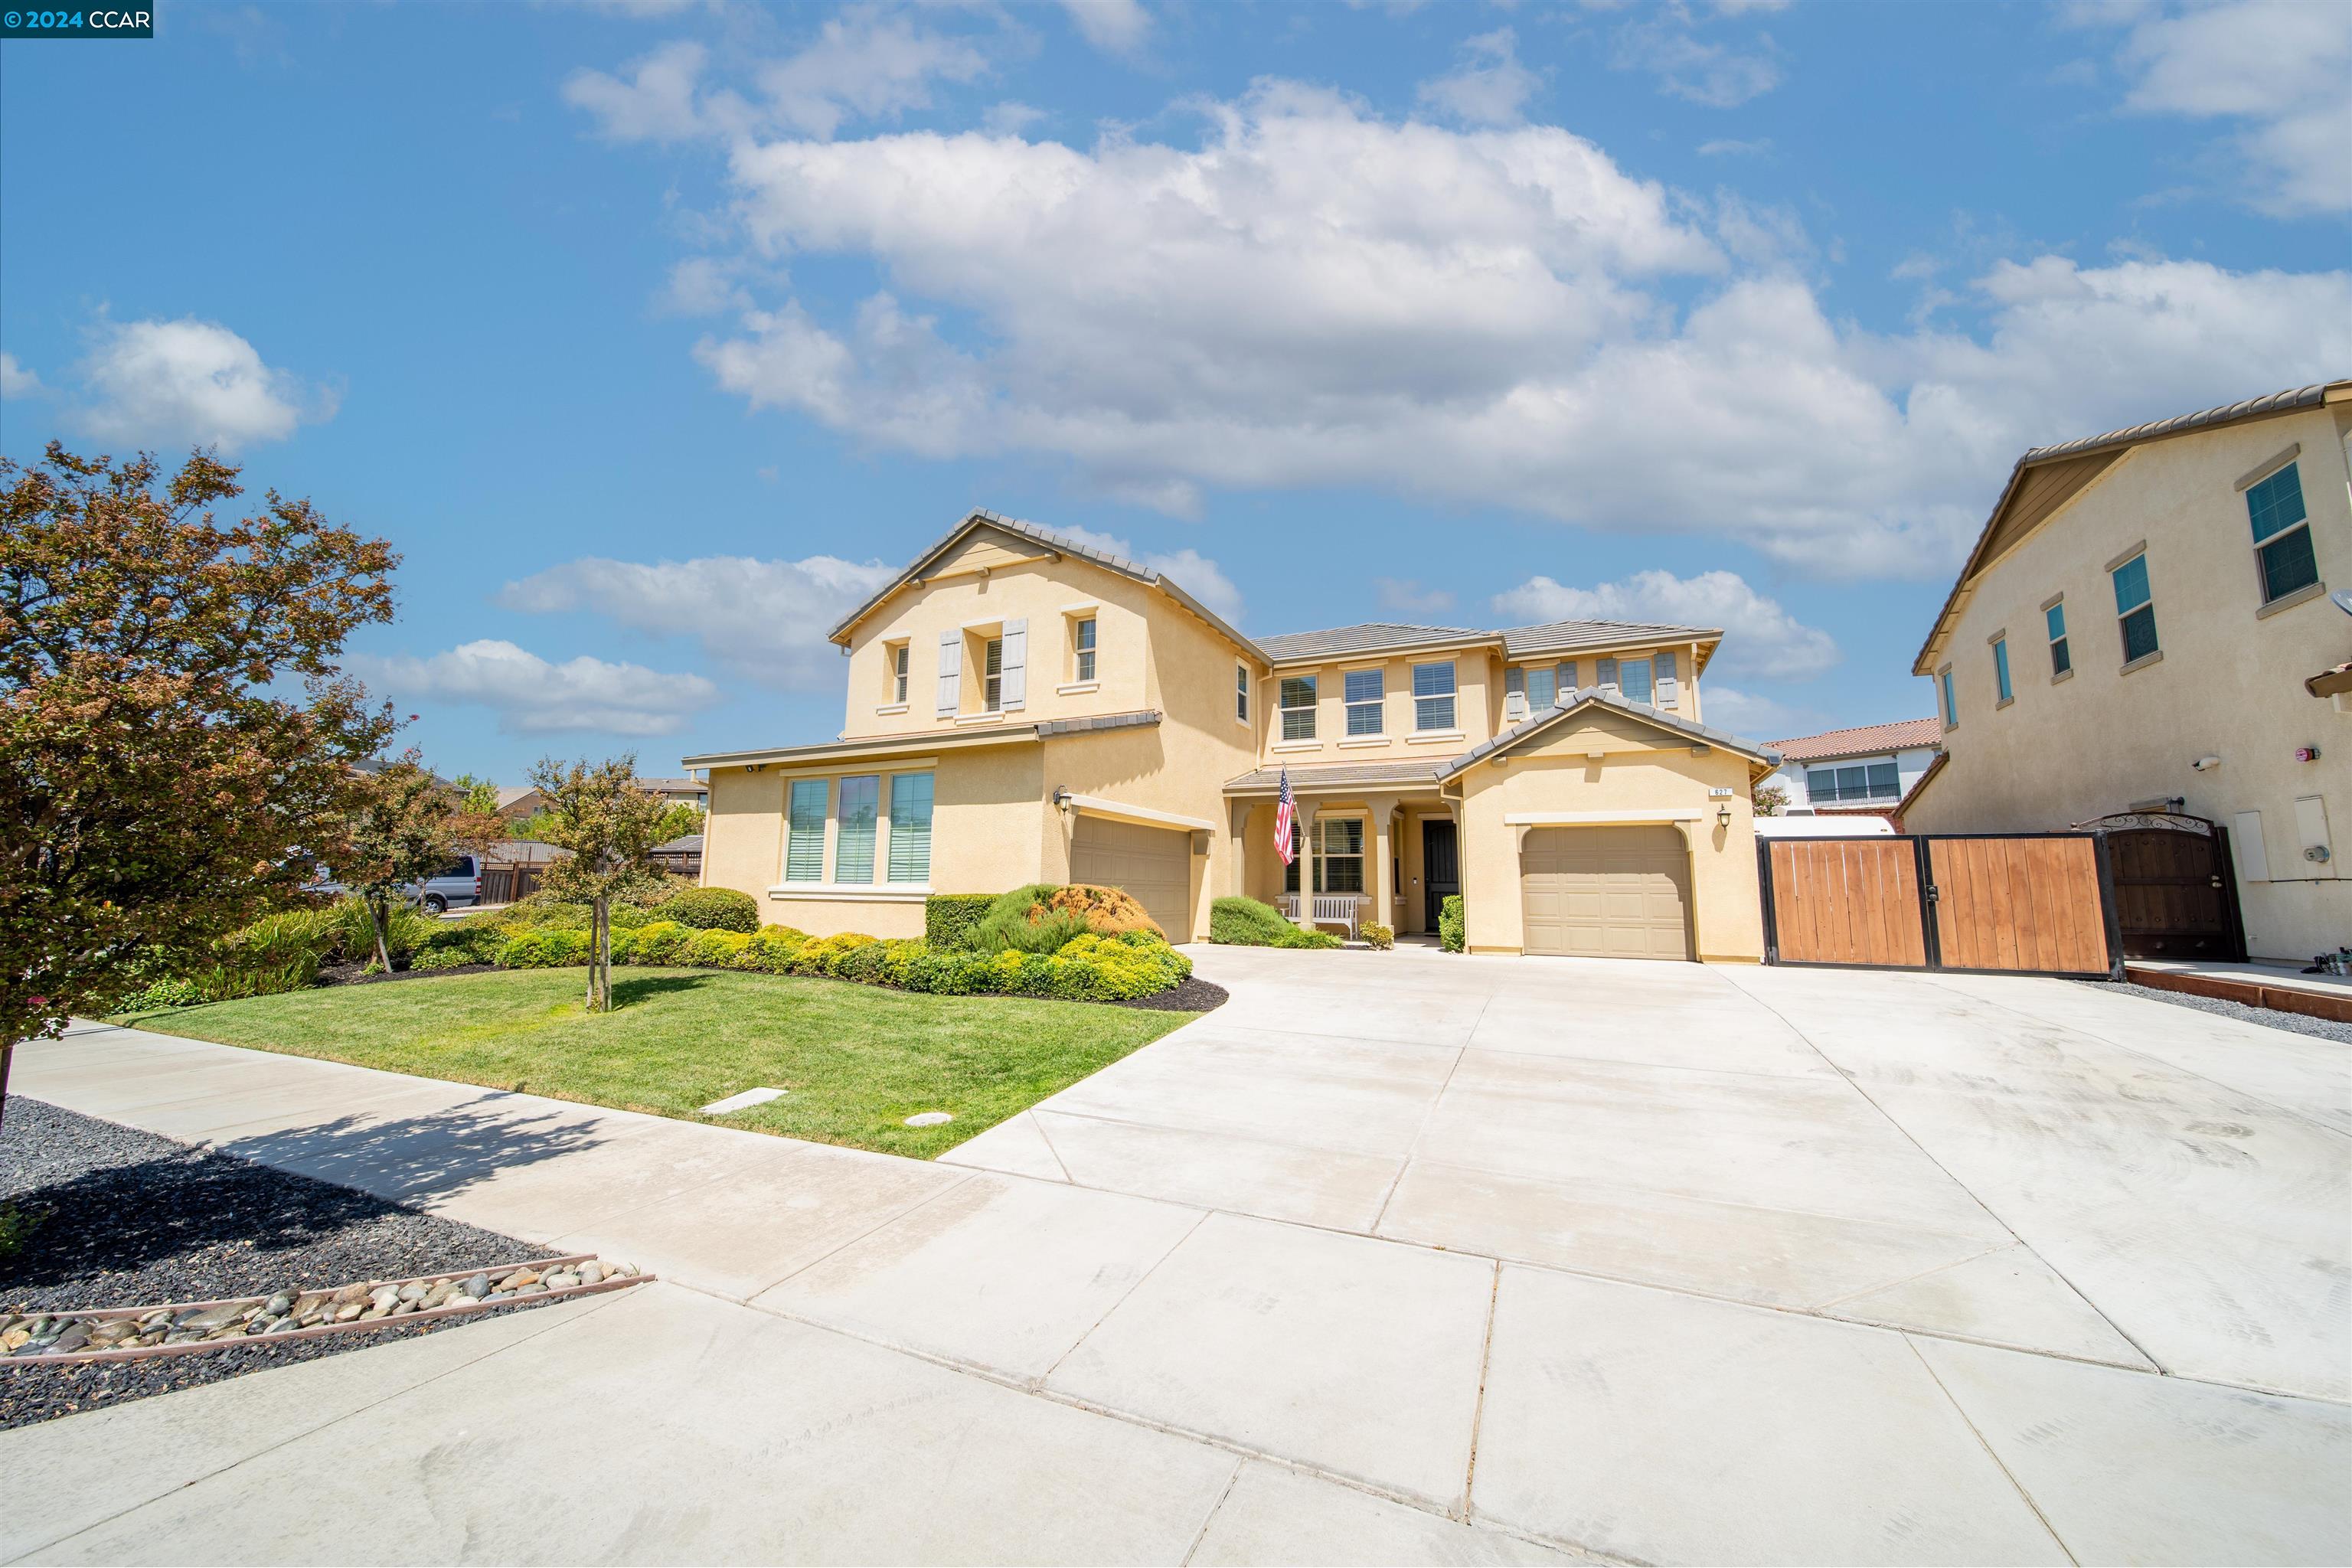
[3,0,2346,785]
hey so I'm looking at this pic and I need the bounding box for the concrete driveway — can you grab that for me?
[5,951,2347,1564]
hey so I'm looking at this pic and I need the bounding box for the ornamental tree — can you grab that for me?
[335,753,507,971]
[525,755,669,1011]
[0,443,397,1104]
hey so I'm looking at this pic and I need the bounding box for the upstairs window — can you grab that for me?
[982,637,1004,711]
[1993,636,2013,704]
[2246,462,2318,606]
[1344,668,1384,736]
[1073,617,1097,682]
[1617,656,1655,706]
[1412,662,1456,731]
[892,644,910,704]
[1236,664,1250,724]
[1279,676,1317,740]
[2112,554,2159,665]
[2046,602,2070,677]
[1940,666,1958,728]
[1522,663,1573,709]
[785,778,828,883]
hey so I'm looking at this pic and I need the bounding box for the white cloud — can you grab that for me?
[982,101,1047,136]
[0,351,41,397]
[647,80,2347,576]
[1697,684,1815,739]
[564,40,717,143]
[1376,577,1459,616]
[1047,523,1246,622]
[350,639,719,737]
[759,11,989,139]
[1060,0,1151,56]
[1493,569,1839,680]
[1416,28,1541,127]
[1612,10,1782,108]
[658,256,752,315]
[72,317,328,451]
[1696,136,1771,157]
[500,553,902,689]
[2097,0,2351,215]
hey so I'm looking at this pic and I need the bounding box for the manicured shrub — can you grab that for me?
[413,918,512,966]
[831,936,893,985]
[1439,895,1465,953]
[1208,896,1340,949]
[1361,922,1395,950]
[622,874,697,909]
[328,896,436,962]
[663,887,760,933]
[408,946,481,972]
[737,925,808,974]
[626,920,692,965]
[682,928,753,966]
[923,893,997,950]
[973,902,1095,955]
[786,932,876,977]
[118,976,206,1011]
[498,928,590,968]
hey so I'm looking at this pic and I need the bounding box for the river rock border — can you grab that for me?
[0,1254,650,1367]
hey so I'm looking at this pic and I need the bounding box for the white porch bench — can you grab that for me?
[1279,893,1367,939]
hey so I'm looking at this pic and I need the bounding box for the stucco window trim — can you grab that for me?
[952,711,1008,726]
[2050,668,2075,685]
[1337,737,1391,750]
[1403,730,1467,745]
[766,884,929,903]
[1995,696,2015,710]
[872,703,910,716]
[2234,443,2299,492]
[2254,579,2328,620]
[1056,681,1101,695]
[2119,648,2165,676]
[2102,539,2149,575]
[1270,739,1321,753]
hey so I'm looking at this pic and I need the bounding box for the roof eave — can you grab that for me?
[1437,691,1779,780]
[1265,632,1506,668]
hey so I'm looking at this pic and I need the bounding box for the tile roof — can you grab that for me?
[1257,617,1719,664]
[1033,709,1162,738]
[1441,688,1779,777]
[2024,383,2337,464]
[1764,718,1943,763]
[1223,760,1445,792]
[682,710,1160,769]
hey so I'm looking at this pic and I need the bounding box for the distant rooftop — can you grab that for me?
[1767,717,1942,763]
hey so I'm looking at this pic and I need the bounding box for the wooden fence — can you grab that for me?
[1760,833,2120,978]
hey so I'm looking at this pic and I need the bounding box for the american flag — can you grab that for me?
[1273,766,1295,866]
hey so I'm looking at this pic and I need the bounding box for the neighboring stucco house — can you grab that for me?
[1906,381,2351,962]
[684,511,1781,961]
[1762,719,1942,819]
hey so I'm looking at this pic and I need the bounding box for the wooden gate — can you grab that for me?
[1760,833,2121,978]
[2080,812,2246,959]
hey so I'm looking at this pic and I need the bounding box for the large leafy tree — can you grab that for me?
[1,443,398,1090]
[337,753,506,971]
[527,755,669,1011]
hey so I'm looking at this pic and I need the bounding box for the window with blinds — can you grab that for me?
[1279,676,1317,740]
[1074,617,1096,682]
[1344,668,1383,735]
[835,775,879,884]
[887,773,934,883]
[785,778,828,883]
[1317,818,1364,893]
[2246,462,2318,606]
[1411,662,1455,731]
[1617,657,1654,706]
[2112,554,2158,665]
[982,638,1004,711]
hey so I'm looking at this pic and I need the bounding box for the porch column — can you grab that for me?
[1296,802,1318,910]
[1365,794,1400,930]
[1228,799,1250,900]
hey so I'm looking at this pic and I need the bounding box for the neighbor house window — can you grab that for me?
[1073,617,1097,682]
[2046,601,2070,677]
[887,773,933,883]
[1806,762,1900,803]
[1617,657,1655,706]
[1280,676,1318,740]
[785,778,828,883]
[982,637,1004,711]
[1317,818,1364,894]
[1236,664,1250,724]
[1940,666,1958,727]
[1413,662,1456,731]
[2246,461,2318,606]
[2112,553,2158,664]
[1344,668,1384,736]
[1993,636,2013,704]
[835,775,879,884]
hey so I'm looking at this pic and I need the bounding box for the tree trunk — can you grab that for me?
[588,896,608,1011]
[368,894,394,973]
[599,902,613,1010]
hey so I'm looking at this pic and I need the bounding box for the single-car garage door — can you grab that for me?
[1070,815,1193,938]
[1521,825,1693,960]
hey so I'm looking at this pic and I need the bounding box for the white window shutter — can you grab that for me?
[1000,618,1027,709]
[1656,650,1679,709]
[935,630,961,714]
[1504,667,1527,722]
[1596,655,1619,692]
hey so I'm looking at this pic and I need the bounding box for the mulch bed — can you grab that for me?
[314,961,498,987]
[0,1099,554,1430]
[291,959,1226,1011]
[1107,975,1229,1012]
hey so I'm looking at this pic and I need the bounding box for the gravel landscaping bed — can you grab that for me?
[0,1098,555,1429]
[2081,979,2352,1045]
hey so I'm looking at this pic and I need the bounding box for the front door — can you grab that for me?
[2108,826,2243,959]
[1422,819,1459,931]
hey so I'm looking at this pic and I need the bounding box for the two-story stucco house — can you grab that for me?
[1761,719,1942,820]
[684,511,1781,961]
[1906,381,2352,963]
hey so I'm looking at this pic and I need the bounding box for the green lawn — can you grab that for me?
[120,968,1195,1158]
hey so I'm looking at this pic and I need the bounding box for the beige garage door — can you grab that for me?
[1521,825,1693,960]
[1070,815,1193,938]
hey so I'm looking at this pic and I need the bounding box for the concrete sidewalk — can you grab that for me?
[5,949,2349,1564]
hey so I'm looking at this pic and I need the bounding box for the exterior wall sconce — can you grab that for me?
[1717,802,1733,828]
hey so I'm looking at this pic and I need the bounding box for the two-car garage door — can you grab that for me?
[1070,815,1193,939]
[1521,825,1693,960]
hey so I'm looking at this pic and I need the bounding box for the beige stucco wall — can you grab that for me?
[1906,404,2352,961]
[1452,709,1766,962]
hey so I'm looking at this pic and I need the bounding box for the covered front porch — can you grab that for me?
[1223,763,1457,938]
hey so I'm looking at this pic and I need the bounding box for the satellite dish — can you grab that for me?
[2333,588,2352,617]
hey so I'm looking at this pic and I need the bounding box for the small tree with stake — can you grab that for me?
[527,756,668,1011]
[336,752,506,972]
